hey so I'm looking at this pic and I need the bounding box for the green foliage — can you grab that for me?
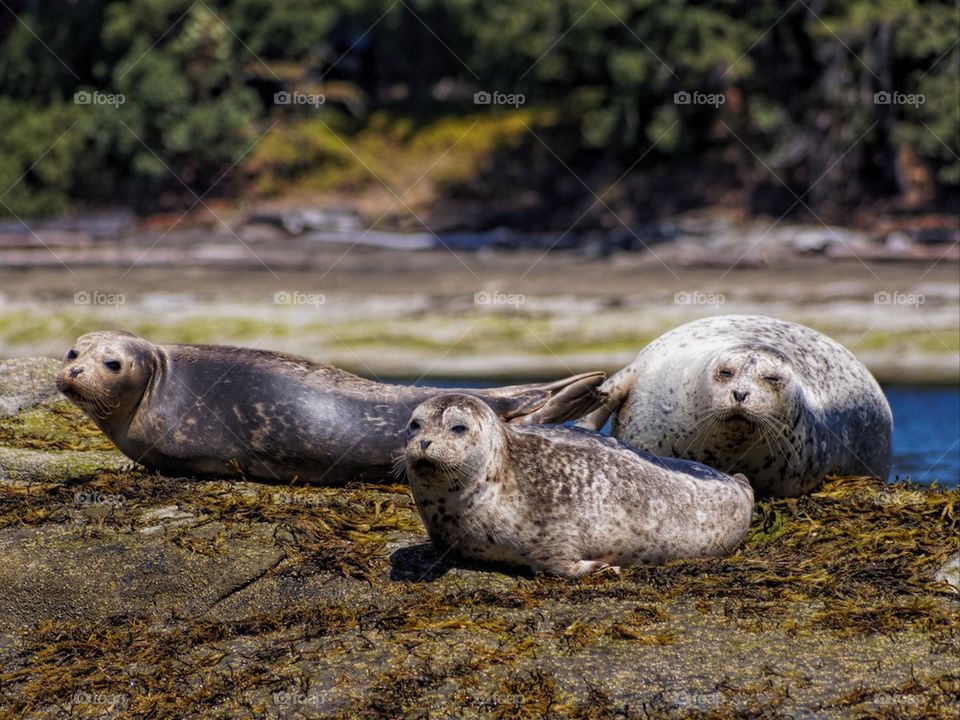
[247,108,539,196]
[0,100,83,218]
[0,0,955,217]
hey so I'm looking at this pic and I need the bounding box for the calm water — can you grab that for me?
[885,386,959,486]
[414,380,960,487]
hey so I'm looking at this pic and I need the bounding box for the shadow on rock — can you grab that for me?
[390,542,537,582]
[389,542,453,582]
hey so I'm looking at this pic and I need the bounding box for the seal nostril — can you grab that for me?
[420,439,432,451]
[732,389,748,403]
[69,366,83,378]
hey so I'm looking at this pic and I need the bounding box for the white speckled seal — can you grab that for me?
[578,315,893,497]
[404,393,754,578]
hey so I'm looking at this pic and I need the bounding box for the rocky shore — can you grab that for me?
[0,358,957,718]
[3,206,957,384]
[1,207,957,270]
[2,284,957,385]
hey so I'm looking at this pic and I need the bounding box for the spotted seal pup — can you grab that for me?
[403,394,753,577]
[577,315,892,497]
[55,330,604,484]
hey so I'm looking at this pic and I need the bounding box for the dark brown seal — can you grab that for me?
[56,331,604,485]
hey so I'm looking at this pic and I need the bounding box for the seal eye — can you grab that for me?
[763,375,782,384]
[408,420,421,432]
[450,424,468,435]
[103,360,122,372]
[66,349,78,360]
[717,369,734,379]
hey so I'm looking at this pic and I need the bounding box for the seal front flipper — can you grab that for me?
[481,371,606,425]
[574,364,638,430]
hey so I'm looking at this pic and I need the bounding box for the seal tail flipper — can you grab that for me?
[573,364,638,430]
[478,371,606,425]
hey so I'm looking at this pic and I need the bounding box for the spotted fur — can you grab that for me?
[404,394,754,578]
[578,315,893,497]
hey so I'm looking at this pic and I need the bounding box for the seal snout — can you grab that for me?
[732,389,749,403]
[409,437,438,471]
[55,366,87,401]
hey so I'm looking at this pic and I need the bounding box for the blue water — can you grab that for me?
[411,379,960,487]
[885,386,959,486]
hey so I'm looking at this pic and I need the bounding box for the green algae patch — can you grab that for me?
[0,400,116,452]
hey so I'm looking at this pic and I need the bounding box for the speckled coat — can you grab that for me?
[406,395,754,578]
[579,315,893,497]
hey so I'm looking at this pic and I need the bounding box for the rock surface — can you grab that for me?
[0,357,61,417]
[0,358,957,718]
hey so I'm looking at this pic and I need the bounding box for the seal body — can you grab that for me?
[56,331,604,485]
[577,315,893,497]
[404,394,754,578]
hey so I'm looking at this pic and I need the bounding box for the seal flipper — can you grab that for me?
[574,364,639,430]
[478,371,605,425]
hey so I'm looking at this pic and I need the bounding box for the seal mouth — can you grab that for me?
[723,410,757,427]
[412,458,438,473]
[56,376,99,409]
[56,378,86,402]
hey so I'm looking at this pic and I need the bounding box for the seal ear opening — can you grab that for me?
[484,371,606,425]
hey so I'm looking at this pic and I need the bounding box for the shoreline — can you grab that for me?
[2,223,956,384]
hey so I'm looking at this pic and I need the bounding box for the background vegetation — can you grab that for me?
[0,0,956,221]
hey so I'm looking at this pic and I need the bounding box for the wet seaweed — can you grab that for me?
[1,405,958,718]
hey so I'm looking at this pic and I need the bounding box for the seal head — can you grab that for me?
[404,394,503,489]
[684,344,807,465]
[56,331,158,436]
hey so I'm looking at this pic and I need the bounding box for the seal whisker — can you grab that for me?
[757,414,803,470]
[678,410,723,454]
[390,453,408,480]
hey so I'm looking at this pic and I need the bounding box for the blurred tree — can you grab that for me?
[0,0,954,218]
